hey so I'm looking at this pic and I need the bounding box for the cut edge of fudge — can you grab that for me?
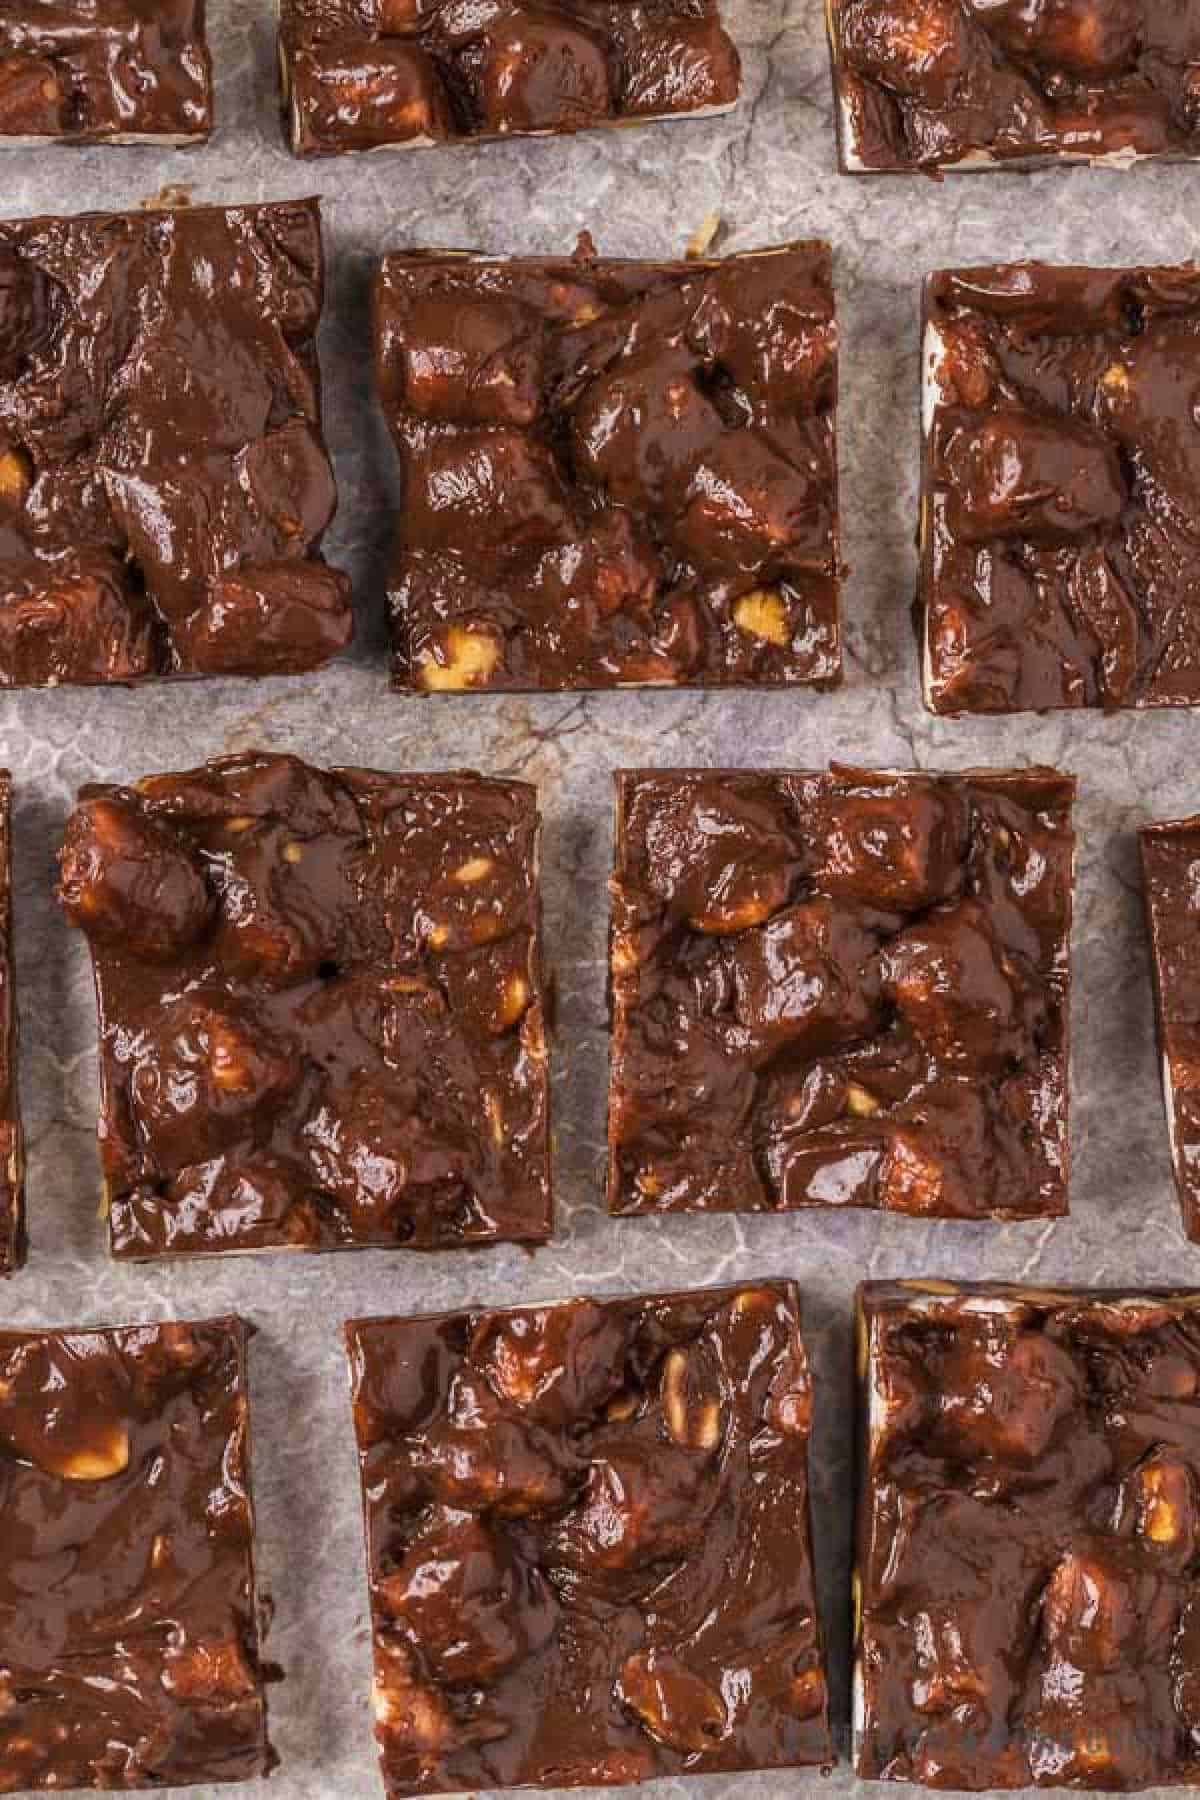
[0,770,22,1275]
[1139,813,1200,1238]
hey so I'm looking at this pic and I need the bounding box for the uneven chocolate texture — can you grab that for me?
[0,772,22,1276]
[827,0,1200,171]
[921,263,1200,715]
[57,751,550,1257]
[0,198,351,687]
[1141,816,1200,1239]
[609,765,1075,1219]
[856,1280,1200,1790]
[376,242,840,693]
[0,1,212,144]
[0,1314,271,1791]
[280,0,739,154]
[346,1280,831,1796]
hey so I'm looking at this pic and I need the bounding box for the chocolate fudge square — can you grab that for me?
[0,771,23,1275]
[0,1,212,144]
[0,1315,271,1791]
[280,0,739,154]
[1140,815,1200,1238]
[346,1280,831,1796]
[856,1280,1200,1790]
[57,751,550,1257]
[827,0,1200,171]
[608,765,1075,1219]
[376,242,840,693]
[0,198,351,686]
[922,263,1200,715]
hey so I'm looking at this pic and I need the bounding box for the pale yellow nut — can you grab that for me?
[418,626,500,692]
[496,973,529,1030]
[59,1425,130,1482]
[635,1168,662,1199]
[732,1285,775,1319]
[661,1348,722,1452]
[484,1089,504,1148]
[572,302,603,326]
[281,841,303,864]
[606,1389,640,1422]
[733,589,790,648]
[1099,362,1130,398]
[427,922,450,951]
[845,1081,880,1118]
[452,855,493,885]
[225,815,257,834]
[689,895,776,934]
[387,975,435,996]
[0,447,32,507]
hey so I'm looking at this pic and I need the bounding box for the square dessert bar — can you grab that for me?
[0,772,23,1274]
[280,0,739,154]
[0,198,351,687]
[57,751,550,1256]
[0,1,212,144]
[346,1281,830,1796]
[376,242,840,693]
[609,765,1075,1219]
[856,1280,1200,1790]
[0,1315,271,1791]
[1141,815,1200,1238]
[827,0,1200,171]
[922,263,1200,715]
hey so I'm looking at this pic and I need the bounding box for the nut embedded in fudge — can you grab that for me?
[0,199,351,686]
[57,751,550,1256]
[280,0,739,154]
[345,1280,830,1797]
[0,1,212,144]
[1140,815,1200,1239]
[375,242,840,692]
[0,771,22,1274]
[922,263,1200,715]
[855,1280,1200,1789]
[827,0,1200,171]
[608,764,1075,1219]
[0,1315,272,1791]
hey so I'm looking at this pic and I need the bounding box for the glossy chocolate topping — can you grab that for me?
[0,1316,271,1791]
[608,765,1075,1219]
[281,0,739,153]
[923,263,1200,715]
[857,1281,1200,1789]
[0,772,22,1277]
[829,0,1200,170]
[346,1280,831,1796]
[0,199,351,687]
[57,751,550,1257]
[377,243,840,693]
[0,1,212,143]
[1141,816,1200,1239]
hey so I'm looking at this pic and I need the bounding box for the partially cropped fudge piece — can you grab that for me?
[922,263,1200,715]
[856,1280,1200,1789]
[280,0,739,154]
[609,765,1075,1219]
[0,199,351,686]
[1140,815,1200,1237]
[0,1,212,144]
[376,242,840,692]
[0,771,23,1274]
[346,1280,830,1796]
[0,1315,271,1791]
[827,0,1200,171]
[58,751,550,1256]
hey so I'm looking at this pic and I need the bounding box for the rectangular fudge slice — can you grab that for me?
[922,263,1200,715]
[0,198,350,685]
[0,1,212,144]
[376,242,840,692]
[608,764,1075,1219]
[0,1315,271,1790]
[280,0,739,153]
[0,770,23,1273]
[346,1280,831,1795]
[827,0,1200,172]
[856,1280,1200,1789]
[57,751,550,1255]
[1140,815,1200,1236]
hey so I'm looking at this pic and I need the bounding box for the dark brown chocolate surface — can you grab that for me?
[0,1314,271,1791]
[376,243,840,693]
[0,198,351,687]
[856,1280,1200,1790]
[922,263,1200,715]
[0,771,22,1277]
[0,1,212,143]
[828,0,1200,171]
[1141,816,1200,1239]
[57,751,550,1257]
[280,0,739,154]
[609,765,1075,1219]
[346,1280,831,1796]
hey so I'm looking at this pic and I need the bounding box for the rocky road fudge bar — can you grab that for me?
[377,242,840,692]
[609,765,1075,1218]
[281,0,739,154]
[0,198,351,686]
[58,752,550,1256]
[922,263,1200,715]
[828,0,1200,171]
[856,1280,1200,1789]
[0,1315,271,1791]
[0,1,212,144]
[0,773,22,1275]
[1140,815,1200,1238]
[346,1281,831,1795]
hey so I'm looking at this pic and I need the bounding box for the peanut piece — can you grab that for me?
[58,1424,130,1482]
[495,972,529,1031]
[661,1347,722,1452]
[0,446,31,507]
[484,1089,504,1148]
[845,1081,880,1118]
[282,841,304,864]
[418,625,500,692]
[452,854,493,884]
[732,588,790,647]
